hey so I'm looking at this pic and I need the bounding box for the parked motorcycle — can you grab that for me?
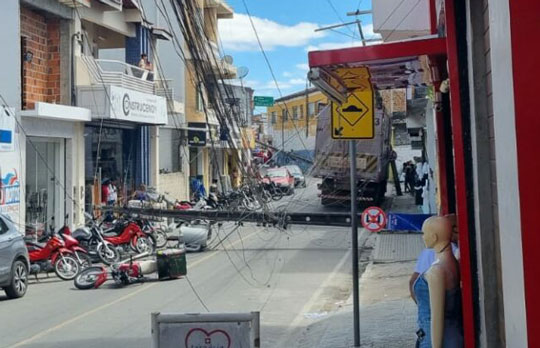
[25,234,80,280]
[135,218,168,249]
[45,216,92,268]
[72,213,120,265]
[100,216,156,255]
[261,181,283,201]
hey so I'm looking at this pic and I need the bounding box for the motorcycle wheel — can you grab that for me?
[135,235,156,254]
[260,190,272,203]
[97,243,120,265]
[154,229,168,249]
[74,266,105,290]
[75,251,92,269]
[271,189,283,201]
[54,254,80,281]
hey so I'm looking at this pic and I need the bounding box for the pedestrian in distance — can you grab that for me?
[405,161,416,195]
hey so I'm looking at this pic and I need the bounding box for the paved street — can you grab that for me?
[274,176,350,213]
[0,183,356,348]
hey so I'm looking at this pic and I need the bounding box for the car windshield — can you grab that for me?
[267,169,287,177]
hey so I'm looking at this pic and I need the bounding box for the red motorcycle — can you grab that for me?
[101,217,156,255]
[74,249,185,290]
[58,225,92,268]
[45,215,92,268]
[26,235,80,280]
[74,252,156,289]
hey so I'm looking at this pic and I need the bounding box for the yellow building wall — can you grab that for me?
[184,62,207,124]
[267,91,328,131]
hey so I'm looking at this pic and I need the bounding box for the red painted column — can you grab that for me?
[444,0,476,346]
[508,0,540,345]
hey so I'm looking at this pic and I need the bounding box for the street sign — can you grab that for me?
[331,88,374,139]
[151,312,260,348]
[253,96,274,107]
[361,206,387,232]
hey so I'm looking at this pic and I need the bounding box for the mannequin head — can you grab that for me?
[422,216,453,250]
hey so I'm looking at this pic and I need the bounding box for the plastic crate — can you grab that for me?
[157,248,186,279]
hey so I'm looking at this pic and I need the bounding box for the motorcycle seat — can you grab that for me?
[103,230,118,237]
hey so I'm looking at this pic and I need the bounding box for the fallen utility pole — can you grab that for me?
[255,141,314,164]
[108,206,366,228]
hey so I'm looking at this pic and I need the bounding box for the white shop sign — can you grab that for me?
[109,86,167,124]
[0,107,21,223]
[151,312,260,348]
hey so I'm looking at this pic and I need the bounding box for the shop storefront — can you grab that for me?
[78,85,167,211]
[187,124,207,198]
[20,102,90,231]
[77,85,166,210]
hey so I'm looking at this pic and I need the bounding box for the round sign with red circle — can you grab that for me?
[361,206,387,232]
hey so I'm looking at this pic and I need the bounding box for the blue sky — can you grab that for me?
[218,0,379,110]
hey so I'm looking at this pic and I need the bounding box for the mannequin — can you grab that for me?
[413,216,463,348]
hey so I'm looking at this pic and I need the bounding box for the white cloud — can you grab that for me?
[296,63,309,72]
[219,14,326,51]
[242,79,307,95]
[288,78,306,85]
[282,71,293,77]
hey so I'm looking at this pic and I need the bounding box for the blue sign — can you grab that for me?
[386,213,433,232]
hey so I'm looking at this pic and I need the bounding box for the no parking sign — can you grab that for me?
[361,206,387,232]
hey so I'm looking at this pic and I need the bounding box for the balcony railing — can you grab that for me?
[81,55,155,95]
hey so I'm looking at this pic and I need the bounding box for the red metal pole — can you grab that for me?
[429,0,438,35]
[444,0,476,347]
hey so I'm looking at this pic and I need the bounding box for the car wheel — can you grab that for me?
[4,260,28,299]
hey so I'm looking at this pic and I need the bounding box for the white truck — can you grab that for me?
[312,104,392,206]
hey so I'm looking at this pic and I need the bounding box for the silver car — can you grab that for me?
[0,215,29,299]
[285,165,306,188]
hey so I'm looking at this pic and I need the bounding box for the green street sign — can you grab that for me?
[253,96,274,107]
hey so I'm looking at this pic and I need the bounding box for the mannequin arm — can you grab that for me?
[426,266,445,348]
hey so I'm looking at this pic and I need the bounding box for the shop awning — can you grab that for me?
[308,36,447,103]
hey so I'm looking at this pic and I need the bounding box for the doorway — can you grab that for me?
[25,137,65,233]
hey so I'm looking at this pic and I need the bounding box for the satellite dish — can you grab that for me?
[223,55,234,65]
[237,66,249,79]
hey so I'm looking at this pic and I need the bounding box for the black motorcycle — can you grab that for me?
[72,213,120,265]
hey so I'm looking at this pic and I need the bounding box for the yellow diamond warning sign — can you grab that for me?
[332,88,374,139]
